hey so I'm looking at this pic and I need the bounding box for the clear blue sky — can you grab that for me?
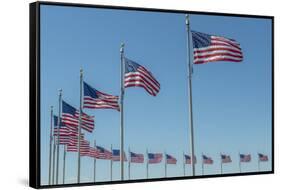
[40,4,272,185]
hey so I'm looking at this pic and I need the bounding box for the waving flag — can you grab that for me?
[130,152,144,163]
[258,153,268,162]
[166,154,177,164]
[124,58,160,96]
[61,101,94,133]
[185,155,197,164]
[221,154,232,163]
[191,31,243,64]
[96,146,112,160]
[202,155,213,164]
[148,153,163,164]
[88,147,99,158]
[240,154,251,162]
[83,81,120,111]
[66,139,90,154]
[112,149,127,161]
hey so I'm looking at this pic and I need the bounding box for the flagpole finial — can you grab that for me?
[120,43,125,53]
[185,14,189,25]
[50,105,53,109]
[59,88,62,95]
[80,68,83,74]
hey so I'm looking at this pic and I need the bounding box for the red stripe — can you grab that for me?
[194,58,243,64]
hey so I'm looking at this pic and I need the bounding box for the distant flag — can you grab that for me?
[112,149,127,161]
[83,81,120,111]
[61,101,94,133]
[130,152,144,163]
[88,147,99,158]
[191,30,243,64]
[221,154,232,163]
[166,154,177,164]
[202,155,213,164]
[258,153,268,162]
[66,139,90,155]
[148,153,163,164]
[124,57,160,96]
[96,146,112,160]
[240,154,251,162]
[185,155,197,164]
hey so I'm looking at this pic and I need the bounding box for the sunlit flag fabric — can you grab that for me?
[202,155,213,164]
[258,153,268,162]
[96,146,112,160]
[88,147,99,158]
[66,139,90,154]
[83,81,120,111]
[130,152,144,163]
[191,31,243,64]
[61,100,94,133]
[240,154,251,162]
[124,57,160,96]
[185,155,197,164]
[111,149,127,161]
[166,154,177,164]
[148,153,163,164]
[221,154,232,163]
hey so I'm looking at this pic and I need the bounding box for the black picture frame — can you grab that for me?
[29,1,274,189]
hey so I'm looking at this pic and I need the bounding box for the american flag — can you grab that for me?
[111,149,127,161]
[83,81,120,111]
[88,147,99,158]
[221,154,232,163]
[96,146,112,160]
[191,31,243,64]
[258,153,268,162]
[130,152,144,163]
[61,101,94,133]
[202,155,213,164]
[185,155,197,164]
[148,153,163,164]
[66,139,90,154]
[240,154,251,162]
[166,154,177,164]
[124,58,160,96]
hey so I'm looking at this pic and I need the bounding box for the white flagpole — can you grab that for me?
[257,153,260,171]
[48,106,53,185]
[185,14,195,177]
[239,152,241,173]
[52,122,57,185]
[164,151,167,177]
[62,145,67,184]
[77,68,83,183]
[56,89,62,184]
[128,147,131,180]
[201,153,204,175]
[146,149,149,179]
[93,140,96,182]
[120,43,125,180]
[110,144,113,181]
[220,153,223,174]
[183,152,185,176]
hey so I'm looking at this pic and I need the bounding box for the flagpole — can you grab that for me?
[239,152,241,173]
[164,151,167,178]
[257,153,260,172]
[220,153,223,174]
[56,89,62,184]
[110,144,113,181]
[77,68,83,183]
[120,43,125,180]
[201,153,204,175]
[185,14,195,177]
[93,140,96,182]
[62,145,66,184]
[48,106,53,185]
[183,152,185,176]
[128,147,131,180]
[146,149,148,179]
[52,124,57,185]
